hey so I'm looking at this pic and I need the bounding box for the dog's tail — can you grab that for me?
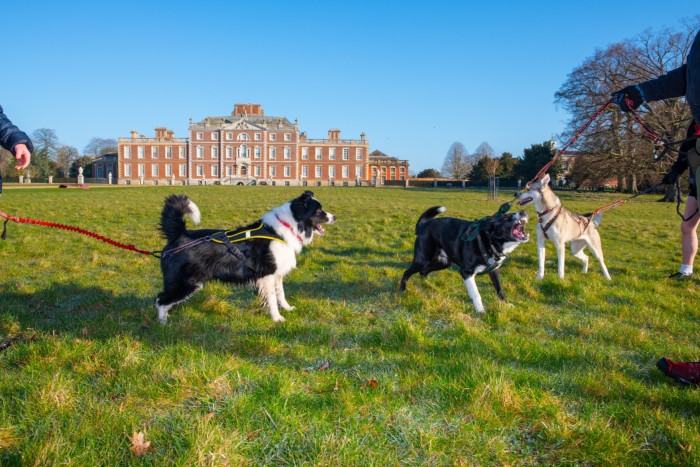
[415,206,446,234]
[159,195,201,242]
[582,212,603,229]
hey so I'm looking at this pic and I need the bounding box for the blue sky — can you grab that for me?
[4,1,697,173]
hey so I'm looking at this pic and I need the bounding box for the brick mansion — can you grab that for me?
[116,103,409,186]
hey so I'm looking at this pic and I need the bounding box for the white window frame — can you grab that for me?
[315,148,322,160]
[196,146,203,159]
[284,165,291,177]
[302,147,309,160]
[284,147,291,160]
[179,164,186,177]
[179,146,186,159]
[356,148,363,160]
[138,146,145,159]
[329,148,336,160]
[165,164,172,176]
[315,165,322,178]
[212,146,219,159]
[196,132,203,140]
[123,146,131,159]
[301,165,308,178]
[124,164,131,177]
[269,147,276,159]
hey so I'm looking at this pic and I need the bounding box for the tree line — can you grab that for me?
[0,129,116,180]
[422,17,700,194]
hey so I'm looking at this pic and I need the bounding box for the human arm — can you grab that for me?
[0,105,35,159]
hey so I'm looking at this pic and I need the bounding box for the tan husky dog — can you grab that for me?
[517,174,611,280]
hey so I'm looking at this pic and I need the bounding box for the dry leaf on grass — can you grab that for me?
[129,431,151,456]
[203,412,215,423]
[361,379,379,390]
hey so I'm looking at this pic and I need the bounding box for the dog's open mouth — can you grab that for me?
[314,224,325,235]
[518,196,533,206]
[512,219,529,241]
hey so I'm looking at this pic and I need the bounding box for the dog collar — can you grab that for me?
[275,215,303,243]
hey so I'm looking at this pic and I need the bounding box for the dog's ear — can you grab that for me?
[540,173,550,186]
[300,191,314,203]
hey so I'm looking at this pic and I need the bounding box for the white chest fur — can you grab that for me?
[270,241,297,276]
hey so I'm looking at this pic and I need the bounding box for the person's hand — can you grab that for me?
[13,143,31,170]
[611,85,644,112]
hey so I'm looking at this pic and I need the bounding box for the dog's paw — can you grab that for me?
[280,305,296,311]
[272,314,286,323]
[535,274,544,281]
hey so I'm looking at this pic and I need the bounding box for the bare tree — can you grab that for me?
[441,142,473,179]
[84,138,117,157]
[555,19,699,193]
[474,142,499,177]
[55,145,79,178]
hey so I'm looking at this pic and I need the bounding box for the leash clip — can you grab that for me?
[653,138,669,161]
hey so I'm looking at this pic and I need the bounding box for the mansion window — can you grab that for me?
[165,164,172,177]
[212,165,219,176]
[138,146,144,159]
[238,145,248,158]
[179,147,186,159]
[138,164,145,177]
[179,164,186,177]
[270,166,276,177]
[237,133,250,141]
[123,146,131,158]
[196,132,203,140]
[301,165,308,178]
[152,146,158,158]
[212,147,219,159]
[152,165,159,177]
[226,147,233,159]
[356,148,363,160]
[269,147,276,159]
[329,148,336,160]
[343,148,349,160]
[269,133,276,141]
[254,147,261,159]
[196,146,203,158]
[315,148,322,160]
[211,132,218,141]
[226,132,233,140]
[301,147,309,160]
[284,165,291,177]
[124,164,131,177]
[342,165,349,178]
[284,147,291,160]
[165,146,172,158]
[284,133,291,141]
[315,165,322,178]
[196,165,203,177]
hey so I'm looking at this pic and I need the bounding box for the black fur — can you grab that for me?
[156,191,334,322]
[400,206,529,310]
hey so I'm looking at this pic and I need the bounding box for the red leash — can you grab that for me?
[0,209,155,256]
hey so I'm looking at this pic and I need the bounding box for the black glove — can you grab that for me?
[611,85,644,112]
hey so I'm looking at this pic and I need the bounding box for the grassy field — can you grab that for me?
[0,185,699,465]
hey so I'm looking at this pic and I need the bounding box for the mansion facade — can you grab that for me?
[116,103,407,186]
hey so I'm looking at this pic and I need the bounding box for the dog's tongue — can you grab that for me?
[315,224,325,235]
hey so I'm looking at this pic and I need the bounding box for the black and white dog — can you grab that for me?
[400,206,529,313]
[156,191,335,323]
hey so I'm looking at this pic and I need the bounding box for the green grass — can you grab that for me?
[1,185,699,465]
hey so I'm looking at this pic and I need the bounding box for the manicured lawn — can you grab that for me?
[1,185,699,465]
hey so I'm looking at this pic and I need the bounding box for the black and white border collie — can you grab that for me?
[156,191,335,323]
